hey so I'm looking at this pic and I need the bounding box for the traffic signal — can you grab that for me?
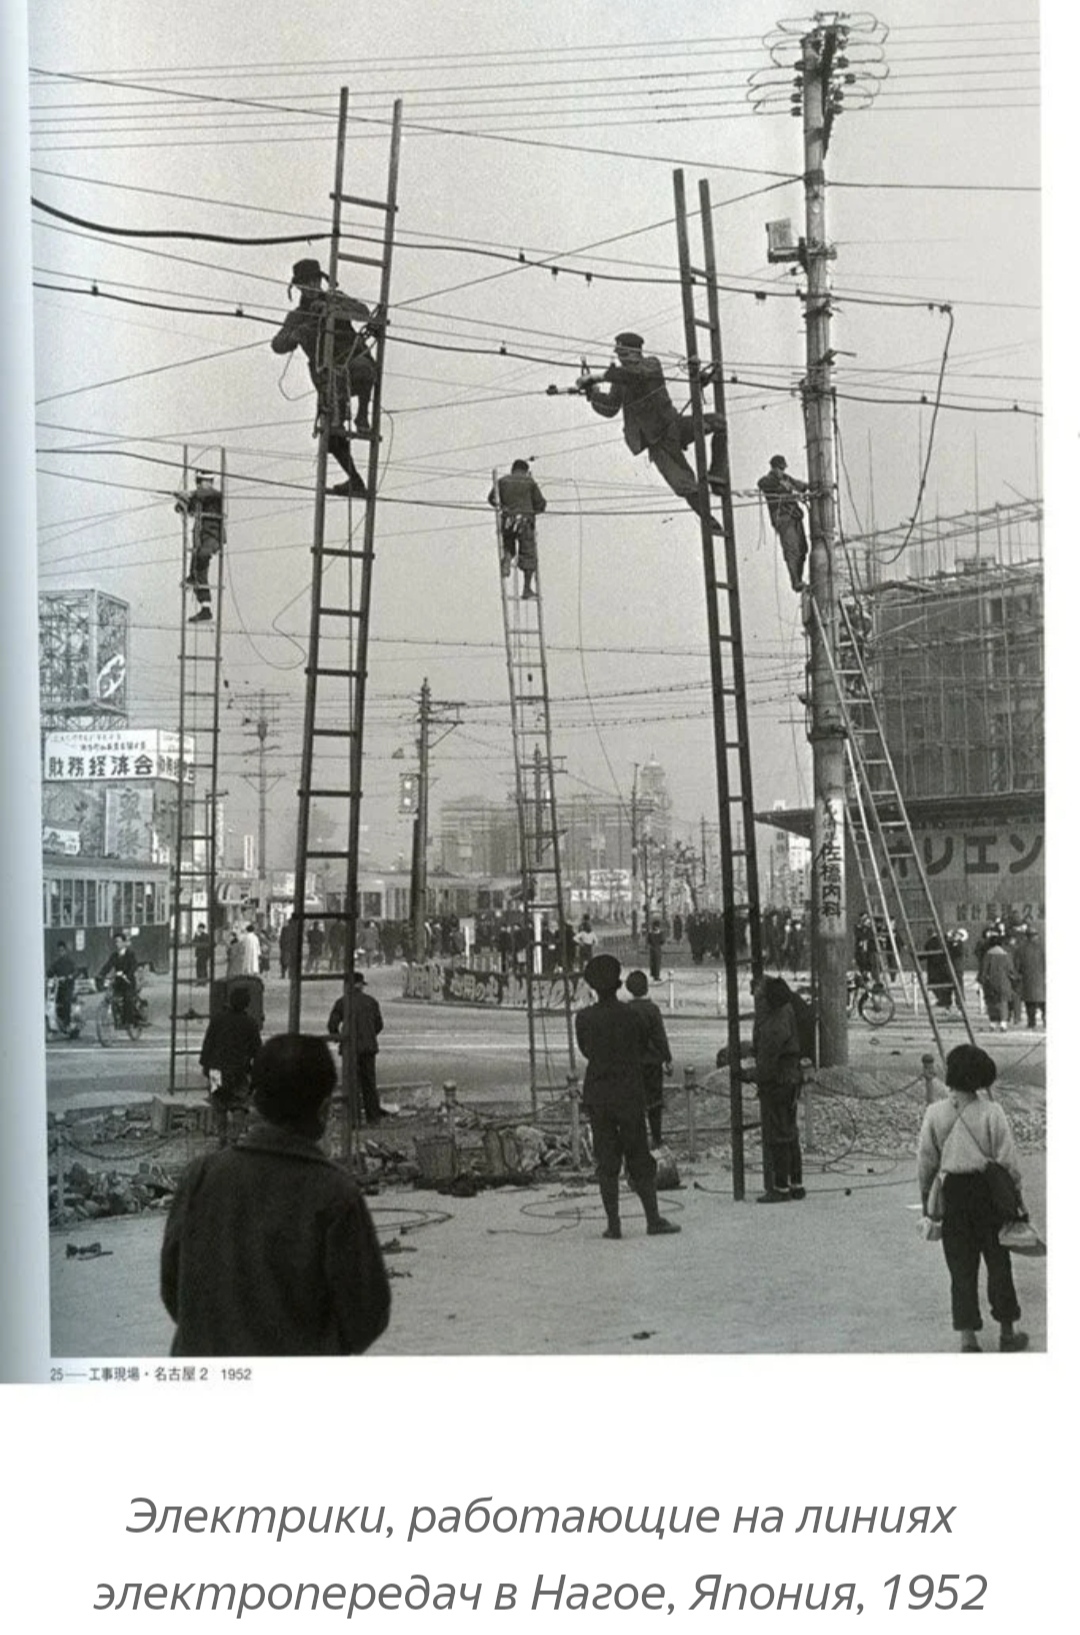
[399,772,419,815]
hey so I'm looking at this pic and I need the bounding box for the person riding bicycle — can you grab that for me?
[97,932,140,1027]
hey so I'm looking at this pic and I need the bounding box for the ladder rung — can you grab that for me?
[334,192,393,212]
[311,666,357,679]
[338,252,385,268]
[300,788,353,798]
[183,653,218,662]
[320,606,364,618]
[321,547,373,561]
[311,727,355,739]
[307,849,351,860]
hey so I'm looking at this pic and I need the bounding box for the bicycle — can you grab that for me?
[95,978,149,1046]
[847,968,895,1027]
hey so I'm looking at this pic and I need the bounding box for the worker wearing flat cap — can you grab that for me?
[757,453,810,592]
[574,954,681,1240]
[576,332,725,532]
[270,257,383,499]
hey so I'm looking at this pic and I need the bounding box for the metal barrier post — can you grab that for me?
[684,1064,698,1161]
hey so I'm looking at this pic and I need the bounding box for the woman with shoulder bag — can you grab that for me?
[915,1044,1028,1354]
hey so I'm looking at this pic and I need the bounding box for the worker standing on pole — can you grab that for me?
[758,454,810,592]
[488,458,546,599]
[175,471,223,623]
[270,258,380,499]
[576,332,725,531]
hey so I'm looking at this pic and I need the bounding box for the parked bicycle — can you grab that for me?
[847,967,895,1027]
[45,974,84,1040]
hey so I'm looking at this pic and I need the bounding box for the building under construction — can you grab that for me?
[767,511,1044,940]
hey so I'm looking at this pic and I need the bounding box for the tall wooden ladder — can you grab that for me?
[168,448,225,1092]
[287,93,403,1161]
[493,473,579,1132]
[674,171,765,1201]
[810,593,977,1057]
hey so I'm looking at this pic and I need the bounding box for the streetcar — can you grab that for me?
[43,857,171,975]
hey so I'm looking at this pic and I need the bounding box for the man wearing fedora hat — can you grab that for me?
[757,454,810,591]
[575,953,681,1240]
[327,970,386,1125]
[270,258,382,498]
[577,332,724,531]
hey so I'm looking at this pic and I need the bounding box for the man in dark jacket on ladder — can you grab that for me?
[270,258,381,500]
[577,332,725,532]
[174,471,223,623]
[488,458,546,599]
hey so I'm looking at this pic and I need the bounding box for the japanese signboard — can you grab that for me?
[42,729,194,784]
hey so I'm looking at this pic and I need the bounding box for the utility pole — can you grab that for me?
[409,678,462,960]
[630,764,639,940]
[410,679,431,961]
[239,691,285,918]
[800,20,849,1066]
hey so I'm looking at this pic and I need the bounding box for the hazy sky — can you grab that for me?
[28,0,1041,869]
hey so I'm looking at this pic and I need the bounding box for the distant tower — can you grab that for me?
[638,755,672,841]
[38,589,130,731]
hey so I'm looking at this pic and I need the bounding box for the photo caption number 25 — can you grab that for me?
[884,1574,987,1612]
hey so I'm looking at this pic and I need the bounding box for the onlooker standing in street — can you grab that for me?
[574,914,597,970]
[161,1034,390,1355]
[574,954,680,1240]
[624,969,673,1147]
[192,922,211,985]
[646,918,665,982]
[199,987,262,1145]
[916,1043,1028,1354]
[327,971,385,1125]
[1014,922,1045,1029]
[306,920,326,974]
[239,922,262,977]
[752,976,806,1203]
[225,929,246,980]
[977,933,1015,1032]
[279,913,299,980]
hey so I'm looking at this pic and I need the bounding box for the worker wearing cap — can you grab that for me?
[574,953,681,1240]
[577,332,724,531]
[757,454,810,591]
[174,471,224,623]
[270,258,381,499]
[488,458,546,599]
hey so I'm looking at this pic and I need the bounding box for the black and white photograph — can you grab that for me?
[7,0,1056,1371]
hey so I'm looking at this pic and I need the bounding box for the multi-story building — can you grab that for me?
[763,543,1044,939]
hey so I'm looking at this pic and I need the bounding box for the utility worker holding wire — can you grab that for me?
[757,454,810,592]
[270,257,382,500]
[174,471,224,624]
[488,458,546,599]
[575,332,726,532]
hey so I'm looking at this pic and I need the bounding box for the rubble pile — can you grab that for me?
[51,1159,178,1227]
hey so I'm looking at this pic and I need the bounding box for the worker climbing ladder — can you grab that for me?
[288,91,402,1161]
[673,171,764,1201]
[809,594,977,1057]
[168,448,225,1092]
[492,473,579,1135]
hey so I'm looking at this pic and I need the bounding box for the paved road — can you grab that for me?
[46,964,1046,1113]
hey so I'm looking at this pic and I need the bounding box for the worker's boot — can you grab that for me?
[599,1177,621,1240]
[640,1179,681,1236]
